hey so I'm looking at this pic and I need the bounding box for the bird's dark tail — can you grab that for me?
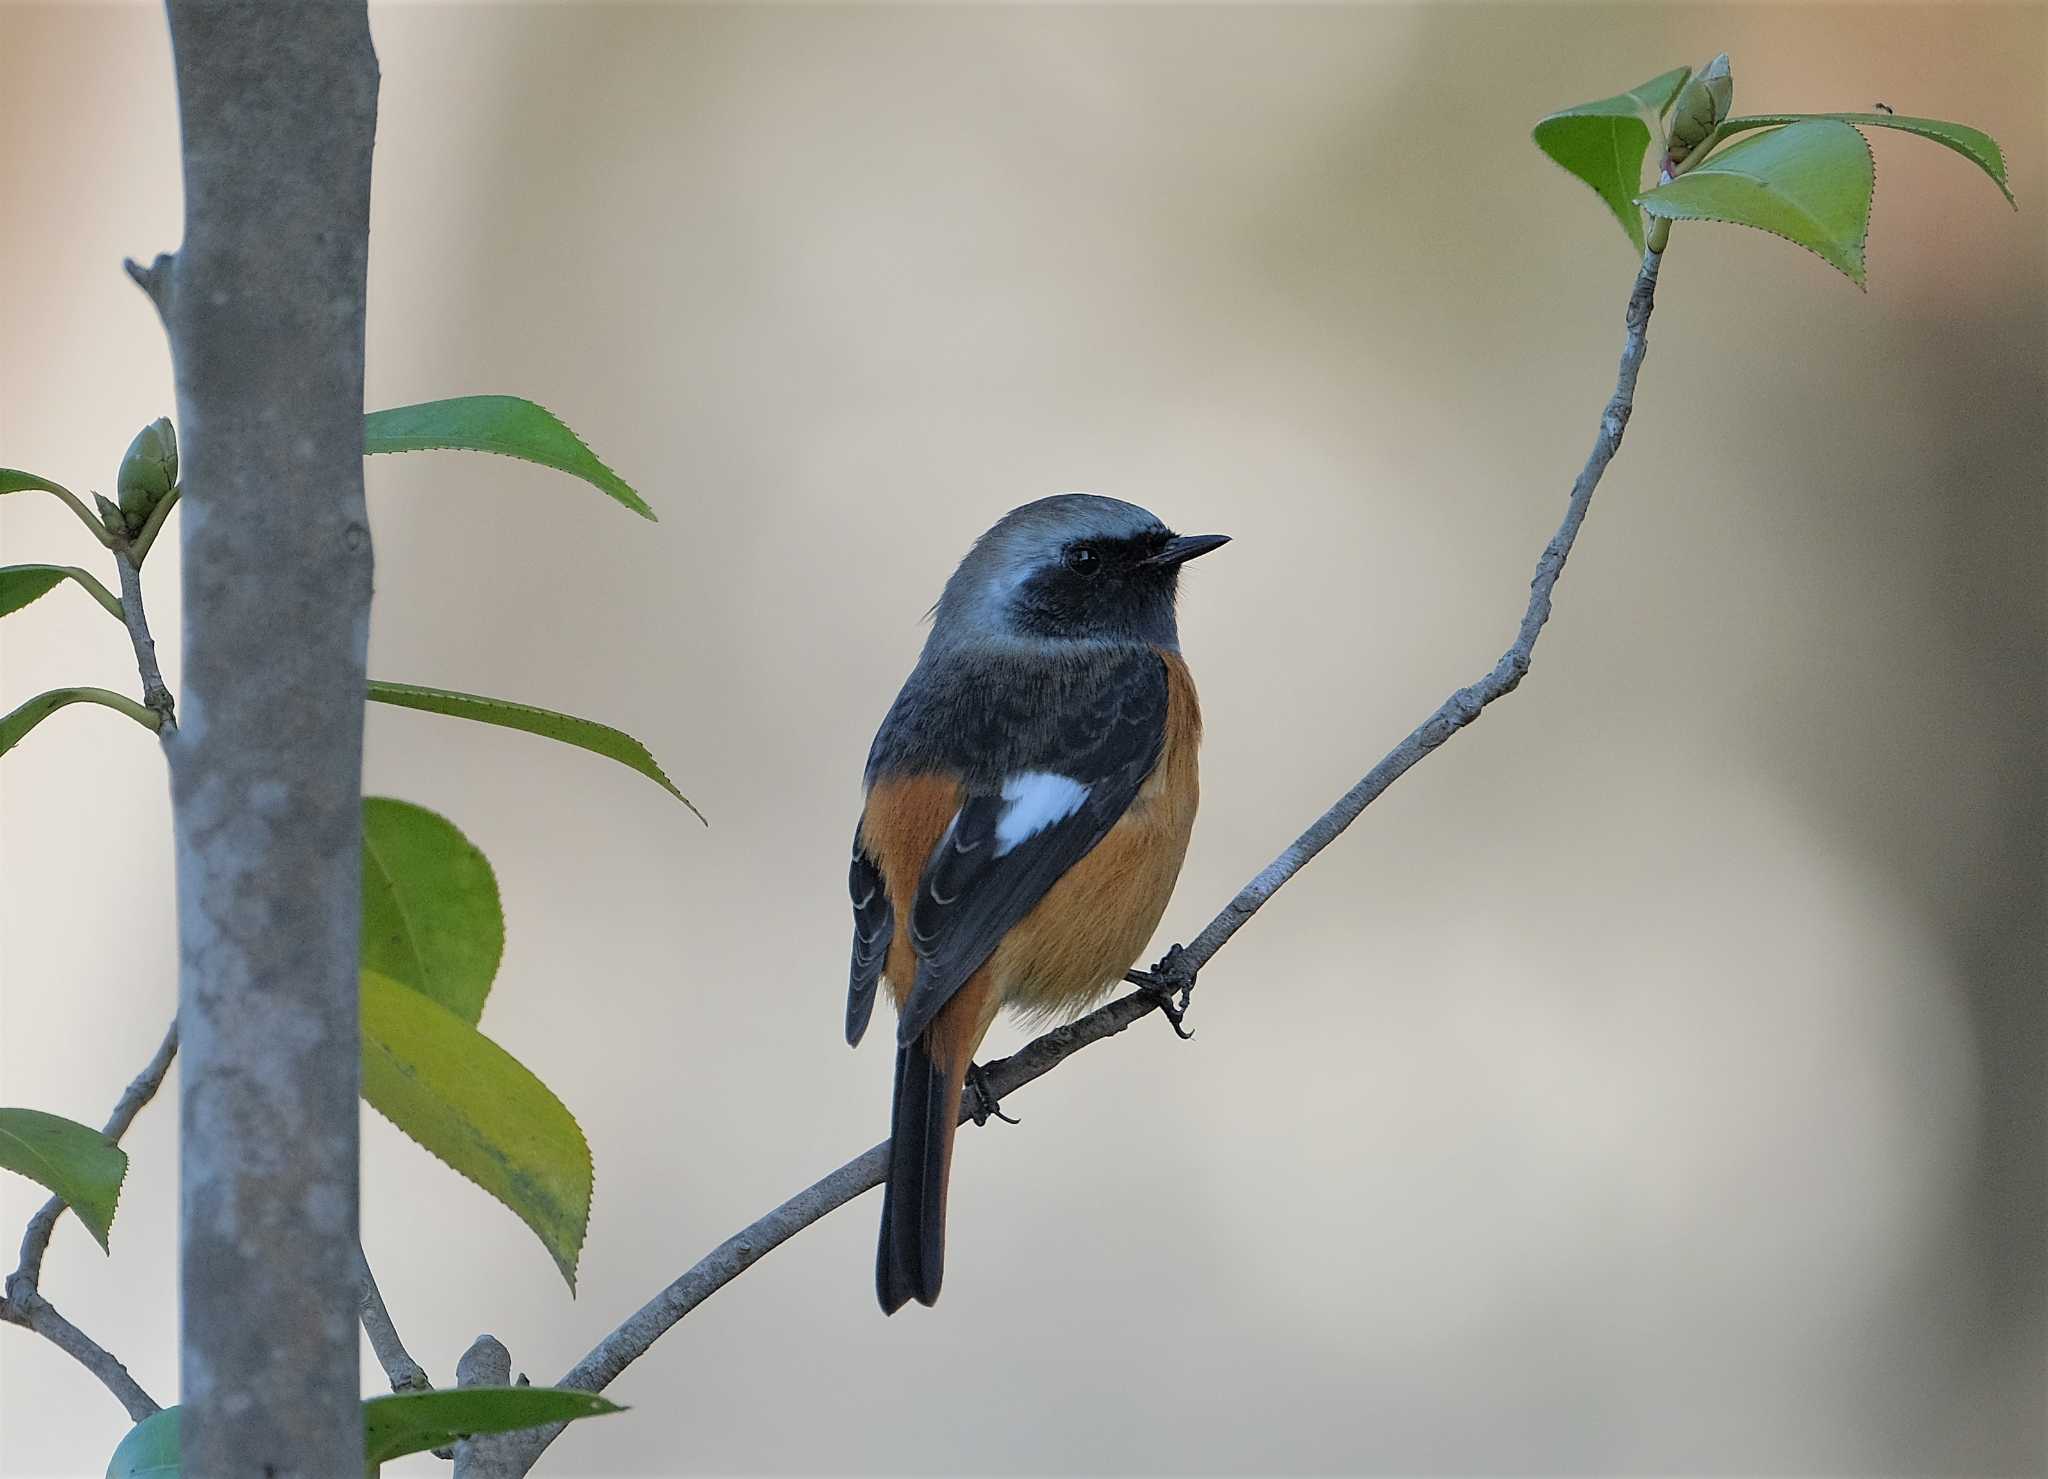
[876,1032,966,1314]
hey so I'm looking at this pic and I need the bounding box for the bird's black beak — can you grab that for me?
[1145,533,1231,568]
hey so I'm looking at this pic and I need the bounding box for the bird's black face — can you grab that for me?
[1012,527,1229,645]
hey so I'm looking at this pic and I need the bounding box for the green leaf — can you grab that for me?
[1,687,158,759]
[363,396,654,521]
[0,566,67,619]
[362,799,503,1026]
[104,1406,177,1479]
[367,680,703,822]
[1533,65,1694,251]
[105,1391,623,1478]
[0,468,76,500]
[0,564,123,622]
[0,1107,127,1252]
[1718,112,2013,207]
[363,1388,624,1464]
[361,970,592,1290]
[1637,120,1875,286]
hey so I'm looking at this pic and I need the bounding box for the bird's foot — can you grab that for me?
[966,1061,1020,1127]
[1125,943,1197,1040]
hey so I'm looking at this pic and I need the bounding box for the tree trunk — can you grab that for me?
[148,4,379,1471]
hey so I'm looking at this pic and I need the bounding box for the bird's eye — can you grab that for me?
[1064,543,1100,574]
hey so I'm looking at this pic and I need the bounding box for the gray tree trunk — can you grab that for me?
[145,4,380,1471]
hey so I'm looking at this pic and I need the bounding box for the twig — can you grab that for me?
[0,1289,160,1420]
[1179,246,1663,971]
[450,1334,520,1476]
[123,253,173,321]
[479,247,1667,1476]
[3,1022,178,1421]
[357,1242,431,1393]
[10,1020,179,1301]
[110,538,175,733]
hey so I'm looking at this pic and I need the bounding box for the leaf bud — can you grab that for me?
[116,417,178,528]
[1663,54,1732,177]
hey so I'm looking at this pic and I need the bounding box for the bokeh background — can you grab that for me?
[3,4,2042,1476]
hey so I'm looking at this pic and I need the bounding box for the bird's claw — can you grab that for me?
[1125,943,1197,1039]
[966,1061,1020,1127]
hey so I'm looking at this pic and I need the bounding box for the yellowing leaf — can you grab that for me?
[361,971,591,1290]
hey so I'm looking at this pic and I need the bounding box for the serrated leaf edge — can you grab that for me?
[364,396,656,521]
[366,681,706,823]
[0,1108,128,1252]
[1533,112,1652,252]
[1722,112,2013,207]
[1637,124,1876,289]
[362,978,593,1291]
[361,796,507,1022]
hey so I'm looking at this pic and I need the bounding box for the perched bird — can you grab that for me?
[847,494,1227,1314]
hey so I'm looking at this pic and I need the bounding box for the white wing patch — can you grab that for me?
[993,772,1091,857]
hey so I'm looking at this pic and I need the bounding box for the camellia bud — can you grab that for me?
[116,417,178,528]
[1663,54,1733,178]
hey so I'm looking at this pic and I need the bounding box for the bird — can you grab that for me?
[847,493,1228,1314]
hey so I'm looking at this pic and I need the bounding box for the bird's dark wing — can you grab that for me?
[896,649,1168,1044]
[846,839,892,1046]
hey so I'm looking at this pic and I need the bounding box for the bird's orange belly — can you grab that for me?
[992,650,1200,1023]
[862,648,1201,1031]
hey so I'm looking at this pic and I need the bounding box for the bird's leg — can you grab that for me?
[965,1061,1020,1127]
[1125,943,1197,1040]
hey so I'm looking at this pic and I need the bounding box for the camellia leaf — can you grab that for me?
[367,680,703,822]
[1,687,157,758]
[1637,120,1875,285]
[0,1107,127,1252]
[103,1406,177,1479]
[361,970,592,1290]
[0,468,76,500]
[1717,112,2013,207]
[105,1390,623,1478]
[363,396,654,521]
[1533,65,1694,251]
[0,564,123,623]
[362,1387,624,1465]
[362,798,504,1026]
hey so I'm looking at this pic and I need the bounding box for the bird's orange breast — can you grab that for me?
[994,649,1200,1022]
[858,649,1201,1031]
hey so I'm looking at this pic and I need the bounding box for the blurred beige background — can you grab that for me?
[2,4,2042,1476]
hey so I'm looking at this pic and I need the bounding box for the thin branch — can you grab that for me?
[487,247,1668,1476]
[356,1242,431,1393]
[110,538,175,733]
[1179,245,1663,972]
[450,1335,518,1477]
[9,1020,178,1302]
[123,253,173,321]
[0,1288,160,1421]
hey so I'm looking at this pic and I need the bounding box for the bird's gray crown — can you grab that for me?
[925,493,1182,653]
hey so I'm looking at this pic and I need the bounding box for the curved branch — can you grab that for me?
[110,539,175,732]
[10,1020,179,1301]
[482,246,1668,1475]
[1180,245,1662,969]
[0,1288,160,1421]
[357,1242,431,1393]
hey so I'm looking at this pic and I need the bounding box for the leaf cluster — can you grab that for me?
[1534,56,2011,284]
